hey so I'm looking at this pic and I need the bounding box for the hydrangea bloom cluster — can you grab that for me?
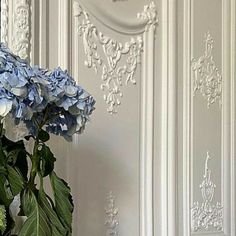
[0,43,95,140]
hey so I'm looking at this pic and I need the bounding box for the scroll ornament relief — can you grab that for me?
[137,1,158,32]
[191,32,222,108]
[12,0,30,61]
[73,1,157,114]
[1,0,9,44]
[191,152,223,232]
[105,192,119,236]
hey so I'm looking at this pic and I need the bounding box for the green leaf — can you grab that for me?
[19,190,52,236]
[1,135,28,180]
[38,186,67,236]
[6,165,24,196]
[0,175,13,207]
[1,206,15,236]
[1,137,25,153]
[0,205,6,234]
[50,172,73,233]
[0,145,6,167]
[0,167,6,176]
[39,145,56,177]
[6,149,21,165]
[38,130,50,143]
[14,150,28,181]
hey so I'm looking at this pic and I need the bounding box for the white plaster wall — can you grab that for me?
[1,0,235,235]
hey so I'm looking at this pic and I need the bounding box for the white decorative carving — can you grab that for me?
[192,32,222,108]
[191,152,223,232]
[12,0,31,61]
[105,191,119,236]
[73,1,158,114]
[1,0,9,44]
[137,1,158,32]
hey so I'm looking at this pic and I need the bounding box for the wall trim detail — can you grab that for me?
[230,1,236,235]
[12,0,31,61]
[73,1,157,114]
[138,2,157,236]
[1,0,9,44]
[191,152,223,232]
[0,0,31,62]
[73,1,145,114]
[137,1,158,32]
[159,0,178,235]
[191,32,222,108]
[105,191,119,236]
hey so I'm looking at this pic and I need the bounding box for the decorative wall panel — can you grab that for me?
[1,0,9,44]
[0,0,31,62]
[72,1,157,236]
[191,152,223,232]
[73,1,157,114]
[12,0,30,61]
[181,0,235,236]
[105,192,119,236]
[1,0,235,236]
[192,32,222,108]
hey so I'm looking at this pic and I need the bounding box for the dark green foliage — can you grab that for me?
[50,172,74,234]
[38,130,50,143]
[0,124,74,236]
[38,145,56,177]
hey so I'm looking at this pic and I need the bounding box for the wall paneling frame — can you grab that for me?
[0,0,235,235]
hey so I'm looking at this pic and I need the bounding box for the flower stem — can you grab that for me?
[28,108,49,188]
[29,138,39,188]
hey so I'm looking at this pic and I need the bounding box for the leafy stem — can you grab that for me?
[28,138,39,188]
[28,107,49,188]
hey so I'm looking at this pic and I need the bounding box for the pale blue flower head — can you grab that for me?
[0,43,95,140]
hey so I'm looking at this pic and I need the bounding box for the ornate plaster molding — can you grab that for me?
[105,191,119,236]
[73,1,157,114]
[12,0,31,61]
[1,0,9,44]
[137,1,158,32]
[191,152,223,232]
[192,32,222,108]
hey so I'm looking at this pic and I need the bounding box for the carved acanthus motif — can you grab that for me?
[12,0,31,61]
[192,32,222,108]
[1,0,9,44]
[74,1,158,114]
[105,191,119,236]
[191,152,223,232]
[137,1,158,32]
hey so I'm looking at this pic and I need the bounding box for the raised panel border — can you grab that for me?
[71,1,158,236]
[182,0,235,235]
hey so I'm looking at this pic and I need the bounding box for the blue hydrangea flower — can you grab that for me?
[0,43,95,140]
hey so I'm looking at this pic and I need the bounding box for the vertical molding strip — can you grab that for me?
[140,20,155,236]
[160,0,168,235]
[1,0,31,62]
[30,0,35,64]
[231,0,236,235]
[58,0,70,70]
[138,3,158,236]
[12,0,31,62]
[39,0,48,67]
[1,0,9,44]
[161,0,178,235]
[222,0,231,234]
[183,0,191,235]
[58,0,71,183]
[167,0,178,235]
